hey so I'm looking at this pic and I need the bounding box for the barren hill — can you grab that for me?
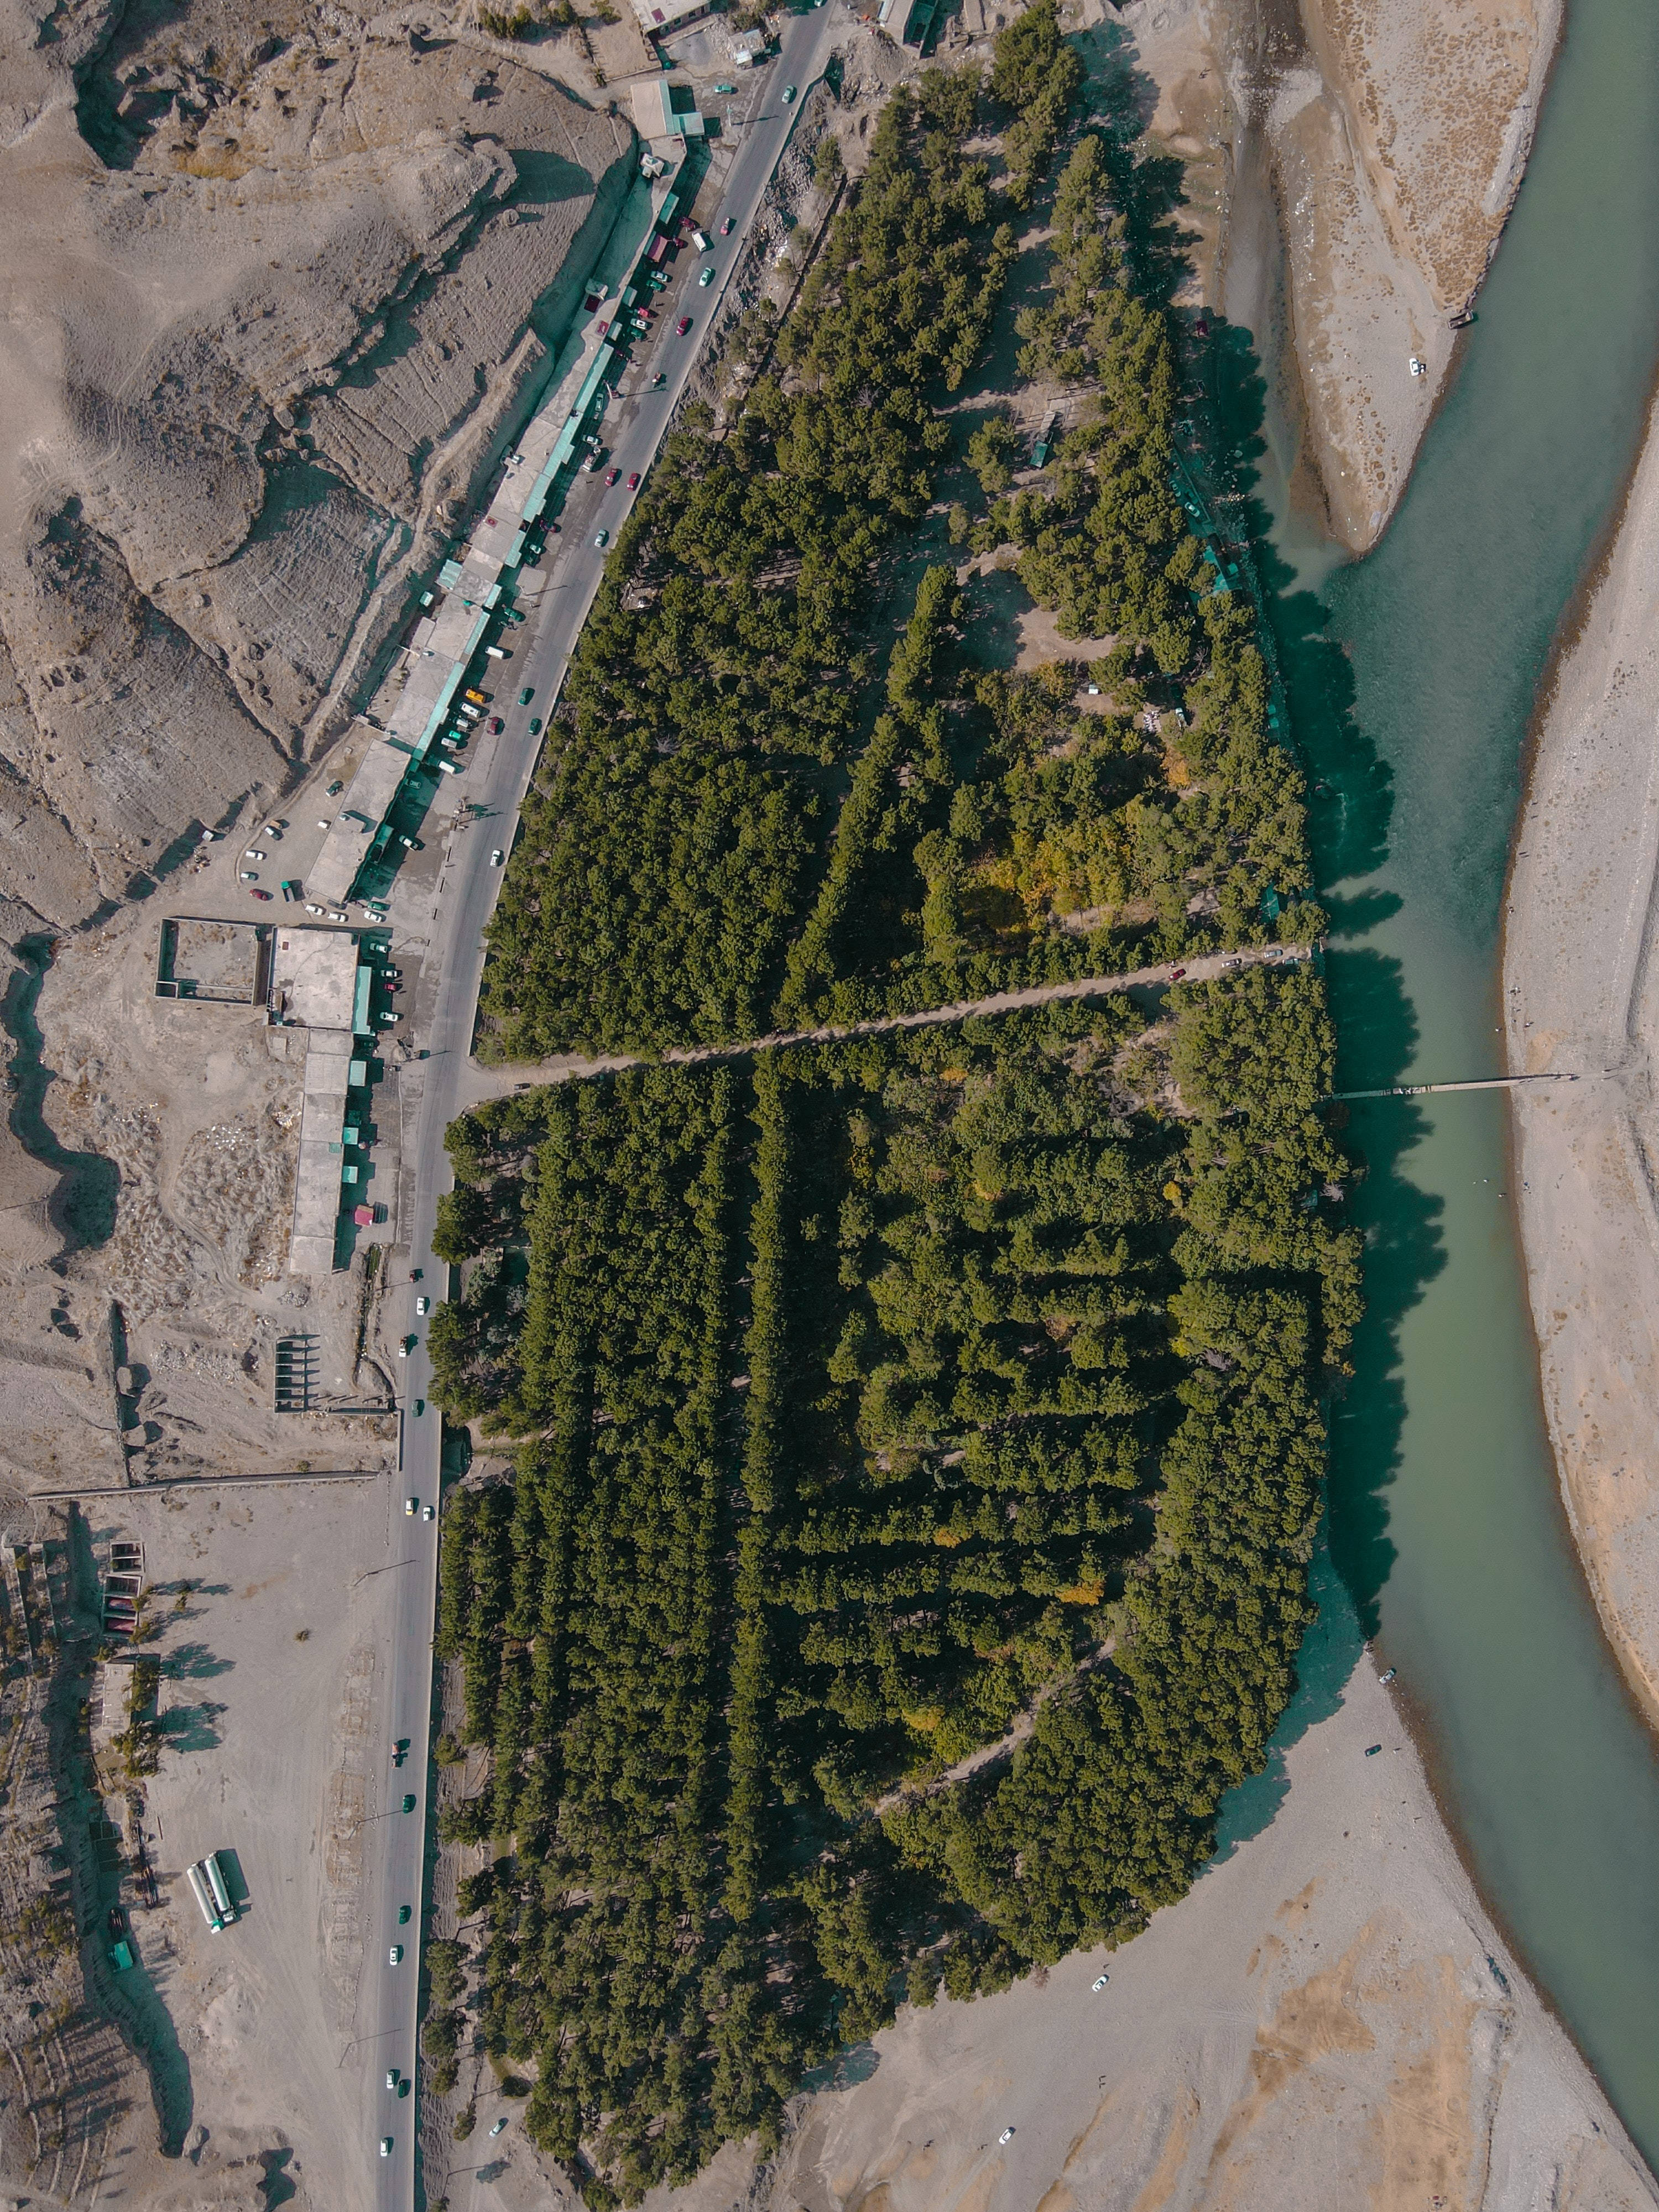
[0,0,631,940]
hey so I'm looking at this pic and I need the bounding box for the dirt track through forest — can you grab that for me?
[465,941,1312,1100]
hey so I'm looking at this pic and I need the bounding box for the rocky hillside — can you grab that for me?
[0,0,632,941]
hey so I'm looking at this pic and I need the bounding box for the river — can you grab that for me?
[1249,0,1659,2166]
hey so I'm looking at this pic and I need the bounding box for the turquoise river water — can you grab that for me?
[1259,0,1659,2164]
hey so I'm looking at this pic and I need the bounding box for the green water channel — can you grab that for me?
[1258,0,1659,2161]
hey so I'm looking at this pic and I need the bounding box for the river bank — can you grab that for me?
[1112,0,1563,552]
[623,1564,1655,2212]
[1505,382,1659,1738]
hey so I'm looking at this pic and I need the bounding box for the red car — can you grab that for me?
[676,315,692,336]
[604,466,620,487]
[487,716,505,733]
[626,472,640,491]
[247,888,273,901]
[720,216,735,236]
[1168,966,1187,982]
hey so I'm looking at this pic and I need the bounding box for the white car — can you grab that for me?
[416,1295,429,1316]
[304,902,325,915]
[489,2116,508,2137]
[1092,1972,1109,1991]
[404,1496,418,1516]
[389,1944,404,1965]
[491,848,505,867]
[386,2067,399,2090]
[243,848,265,860]
[998,2127,1015,2145]
[380,2136,393,2157]
[422,1505,435,1523]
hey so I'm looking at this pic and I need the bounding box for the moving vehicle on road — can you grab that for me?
[721,215,735,234]
[487,715,503,732]
[397,1335,416,1358]
[529,716,542,734]
[698,265,714,287]
[518,686,534,705]
[604,466,620,486]
[415,1295,429,1314]
[676,315,692,336]
[594,528,609,548]
[389,1945,404,1965]
[422,1505,434,1522]
[387,2068,399,2090]
[380,2137,393,2158]
[413,1396,425,1416]
[404,1495,417,1515]
[398,1903,411,1923]
[783,82,797,100]
[401,1793,416,1813]
[490,848,504,867]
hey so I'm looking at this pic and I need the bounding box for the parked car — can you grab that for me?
[626,472,640,492]
[487,715,504,733]
[604,466,620,486]
[247,888,273,900]
[676,315,692,336]
[489,2116,509,2137]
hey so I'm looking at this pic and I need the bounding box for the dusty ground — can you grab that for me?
[72,1480,398,2212]
[1081,0,1562,552]
[439,1561,1655,2212]
[1504,388,1659,1738]
[0,0,633,940]
[0,884,407,1497]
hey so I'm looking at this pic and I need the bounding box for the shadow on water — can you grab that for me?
[2,934,118,1259]
[1211,1548,1363,1862]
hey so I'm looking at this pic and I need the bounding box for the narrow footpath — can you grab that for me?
[461,941,1312,1104]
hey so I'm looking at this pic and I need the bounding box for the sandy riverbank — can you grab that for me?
[1110,0,1562,553]
[461,1562,1652,2212]
[1504,387,1659,1737]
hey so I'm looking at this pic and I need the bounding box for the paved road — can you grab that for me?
[362,14,841,2206]
[462,943,1315,1101]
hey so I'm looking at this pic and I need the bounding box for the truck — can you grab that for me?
[202,1851,236,1923]
[187,1860,225,1933]
[690,228,711,253]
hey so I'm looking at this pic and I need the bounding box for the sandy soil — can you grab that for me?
[1095,0,1562,554]
[445,1561,1654,2212]
[84,1480,399,2212]
[1503,391,1659,1735]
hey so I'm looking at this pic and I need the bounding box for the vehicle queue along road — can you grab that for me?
[365,13,841,2204]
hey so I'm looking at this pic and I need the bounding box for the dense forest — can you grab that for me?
[429,9,1359,2204]
[479,4,1318,1063]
